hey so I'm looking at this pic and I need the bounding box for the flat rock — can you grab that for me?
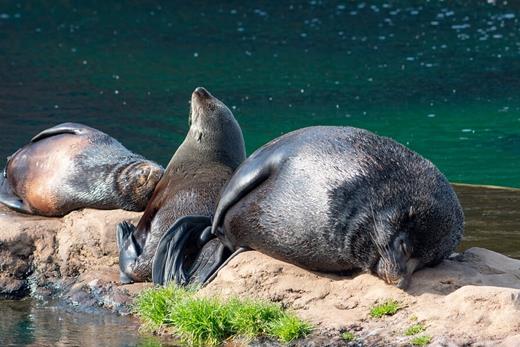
[200,248,520,346]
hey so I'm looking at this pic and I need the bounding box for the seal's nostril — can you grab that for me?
[193,87,211,99]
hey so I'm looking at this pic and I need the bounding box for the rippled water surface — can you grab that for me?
[0,299,167,346]
[0,0,519,186]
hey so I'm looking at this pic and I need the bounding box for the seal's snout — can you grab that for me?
[396,274,412,290]
[193,87,212,100]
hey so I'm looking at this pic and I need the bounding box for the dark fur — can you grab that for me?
[180,126,463,288]
[0,123,163,217]
[117,87,246,283]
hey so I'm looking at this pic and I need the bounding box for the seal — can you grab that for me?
[152,126,464,289]
[0,123,163,217]
[117,87,246,283]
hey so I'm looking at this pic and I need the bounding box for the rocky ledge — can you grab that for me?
[0,205,519,345]
[0,204,149,314]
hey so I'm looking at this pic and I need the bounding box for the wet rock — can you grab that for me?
[0,205,148,312]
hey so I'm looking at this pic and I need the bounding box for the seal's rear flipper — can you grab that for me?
[116,221,140,284]
[31,123,91,143]
[184,238,228,285]
[0,176,32,214]
[200,247,248,286]
[152,215,215,286]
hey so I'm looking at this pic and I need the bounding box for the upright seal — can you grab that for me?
[153,126,464,289]
[117,87,246,283]
[0,123,163,217]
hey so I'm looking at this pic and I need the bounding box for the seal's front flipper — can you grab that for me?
[31,123,92,143]
[116,221,140,284]
[152,215,212,286]
[0,176,32,214]
[211,146,284,234]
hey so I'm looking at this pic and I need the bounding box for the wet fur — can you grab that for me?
[1,123,163,217]
[119,88,246,282]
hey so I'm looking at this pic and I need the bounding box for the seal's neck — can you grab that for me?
[172,123,245,170]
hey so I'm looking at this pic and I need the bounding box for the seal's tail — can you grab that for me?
[152,215,231,286]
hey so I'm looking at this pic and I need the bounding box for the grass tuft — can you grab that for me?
[405,323,426,336]
[341,331,355,342]
[167,296,232,346]
[369,299,401,318]
[133,285,194,330]
[226,298,284,337]
[410,335,432,346]
[134,285,311,345]
[268,314,313,343]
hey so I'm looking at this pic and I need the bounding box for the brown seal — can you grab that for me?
[0,123,163,217]
[152,126,464,289]
[117,87,246,283]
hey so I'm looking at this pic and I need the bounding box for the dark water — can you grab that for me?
[0,1,519,187]
[0,299,168,346]
[455,184,520,259]
[0,1,519,345]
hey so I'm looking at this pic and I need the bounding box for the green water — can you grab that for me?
[0,1,519,345]
[0,299,168,346]
[0,1,519,186]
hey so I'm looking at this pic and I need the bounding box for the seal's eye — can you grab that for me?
[400,238,412,258]
[133,168,149,185]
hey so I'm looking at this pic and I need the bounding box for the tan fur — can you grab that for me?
[8,135,85,214]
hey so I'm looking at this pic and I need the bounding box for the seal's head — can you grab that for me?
[188,87,245,168]
[369,206,424,290]
[117,160,163,210]
[369,194,462,290]
[373,231,417,289]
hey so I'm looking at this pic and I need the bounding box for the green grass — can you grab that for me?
[133,285,195,330]
[405,323,426,336]
[341,331,355,342]
[269,314,312,343]
[369,299,402,318]
[410,335,432,346]
[226,298,286,337]
[134,285,312,345]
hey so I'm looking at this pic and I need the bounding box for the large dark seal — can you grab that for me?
[0,123,163,217]
[153,126,464,289]
[117,87,246,283]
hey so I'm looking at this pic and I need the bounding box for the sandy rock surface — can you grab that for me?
[200,249,520,346]
[1,204,520,345]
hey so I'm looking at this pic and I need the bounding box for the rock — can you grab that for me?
[0,205,150,312]
[199,249,520,345]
